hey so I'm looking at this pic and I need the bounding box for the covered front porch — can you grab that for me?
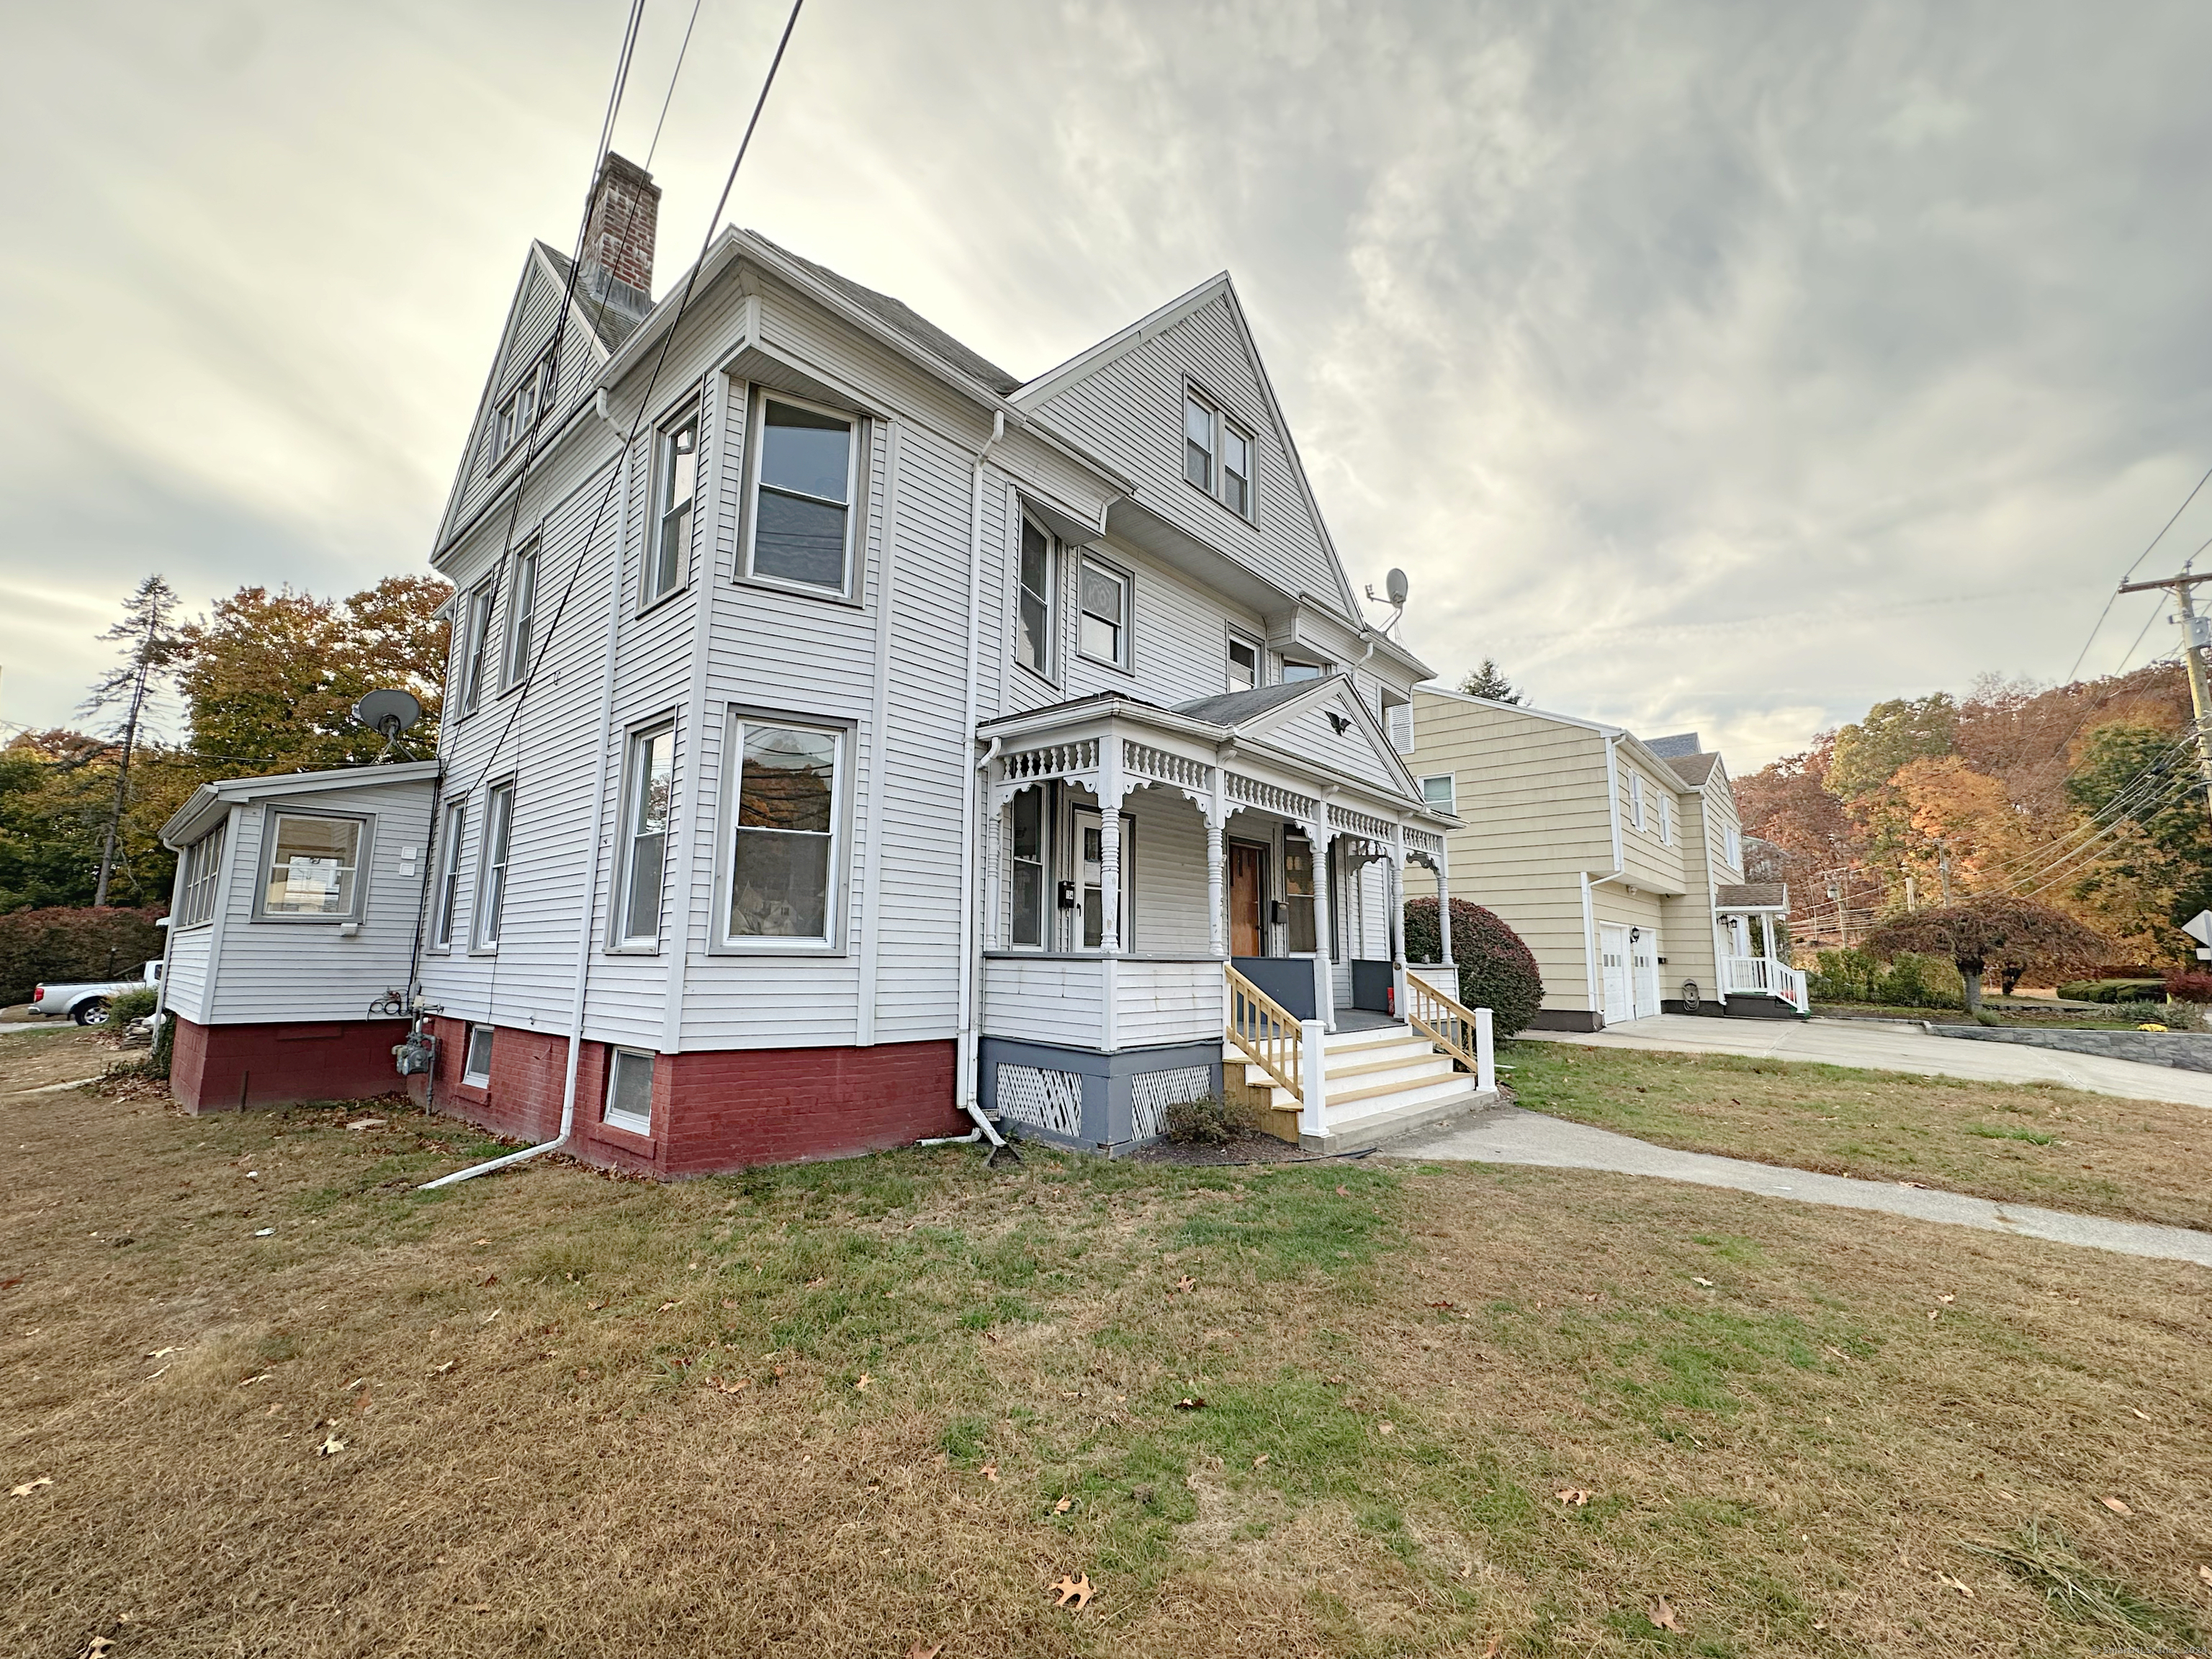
[1715,883,1806,1016]
[973,684,1494,1152]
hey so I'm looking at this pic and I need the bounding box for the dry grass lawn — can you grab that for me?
[2,1046,2208,1656]
[1504,1041,2212,1233]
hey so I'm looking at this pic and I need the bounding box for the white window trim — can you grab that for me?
[712,711,852,955]
[1629,772,1646,832]
[500,541,539,691]
[612,721,675,951]
[1277,655,1328,684]
[251,807,372,925]
[1013,514,1057,684]
[603,1047,655,1136]
[1006,785,1053,950]
[462,1023,495,1086]
[457,580,496,718]
[1181,380,1258,523]
[738,385,868,605]
[1659,791,1673,846]
[1076,552,1134,674]
[1725,825,1743,869]
[643,401,701,611]
[1225,627,1263,693]
[1420,773,1457,814]
[176,819,228,929]
[431,799,467,950]
[473,781,515,952]
[1385,697,1415,755]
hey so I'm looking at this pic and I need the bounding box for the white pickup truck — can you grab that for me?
[27,961,161,1026]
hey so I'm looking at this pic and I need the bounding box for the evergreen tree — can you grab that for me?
[1457,658,1523,704]
[79,576,182,907]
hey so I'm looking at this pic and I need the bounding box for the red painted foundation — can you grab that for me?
[170,1016,413,1112]
[422,1016,961,1177]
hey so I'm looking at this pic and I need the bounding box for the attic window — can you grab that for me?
[1182,387,1256,522]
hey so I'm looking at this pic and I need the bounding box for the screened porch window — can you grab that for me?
[259,812,364,920]
[176,820,226,928]
[1009,788,1048,948]
[748,395,858,595]
[1015,518,1053,678]
[724,720,842,946]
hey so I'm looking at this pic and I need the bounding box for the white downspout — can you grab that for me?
[421,443,634,1191]
[1580,733,1627,1025]
[953,412,1007,1138]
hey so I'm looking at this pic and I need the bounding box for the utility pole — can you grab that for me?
[2118,569,2212,825]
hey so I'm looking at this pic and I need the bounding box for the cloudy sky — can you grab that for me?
[8,0,2212,767]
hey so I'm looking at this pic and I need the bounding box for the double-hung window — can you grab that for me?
[1009,788,1048,948]
[502,542,539,689]
[1421,773,1456,814]
[724,719,842,947]
[175,819,226,927]
[1183,388,1256,521]
[458,581,495,716]
[616,725,674,947]
[1078,557,1130,670]
[1226,636,1259,691]
[258,811,365,921]
[1659,792,1673,845]
[1629,772,1647,832]
[475,782,514,948]
[1015,518,1054,678]
[747,392,860,597]
[432,799,467,948]
[1725,825,1742,868]
[647,408,698,607]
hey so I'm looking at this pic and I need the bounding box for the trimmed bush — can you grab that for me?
[105,987,158,1026]
[1809,947,1963,1010]
[1164,1096,1238,1146]
[1402,898,1544,1036]
[0,907,166,1007]
[2110,999,2173,1026]
[2057,979,2167,1005]
[2164,971,2212,1004]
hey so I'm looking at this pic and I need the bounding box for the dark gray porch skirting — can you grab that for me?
[979,1036,1224,1155]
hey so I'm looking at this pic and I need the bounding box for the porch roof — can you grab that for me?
[977,685,1458,837]
[1716,882,1790,913]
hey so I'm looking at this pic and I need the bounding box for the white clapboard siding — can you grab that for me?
[1123,786,1211,955]
[163,905,216,1025]
[980,957,1107,1046]
[202,776,433,1025]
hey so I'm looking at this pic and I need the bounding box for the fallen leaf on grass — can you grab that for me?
[2131,1408,2151,1421]
[1691,1276,1714,1287]
[2198,1564,2212,1587]
[1480,1642,1499,1658]
[1053,1496,1072,1513]
[804,1277,826,1290]
[905,1645,942,1659]
[316,1435,346,1457]
[81,1637,112,1658]
[1427,1301,1455,1310]
[714,1378,750,1395]
[1173,1276,1195,1293]
[1649,1596,1682,1632]
[480,1310,501,1326]
[657,1301,678,1313]
[981,1462,999,1483]
[2101,1496,2133,1516]
[1897,1181,1928,1190]
[1335,1184,1351,1197]
[853,1374,871,1392]
[238,1372,271,1388]
[1936,1572,1974,1598]
[431,1361,454,1375]
[478,1274,498,1288]
[1555,1488,1591,1506]
[1937,1293,1955,1305]
[1378,1422,1395,1435]
[1251,1455,1269,1469]
[344,1118,386,1131]
[587,1300,607,1311]
[12,1475,53,1496]
[145,1346,176,1360]
[1050,1573,1094,1610]
[1174,1397,1206,1411]
[253,1228,274,1238]
[721,1299,737,1310]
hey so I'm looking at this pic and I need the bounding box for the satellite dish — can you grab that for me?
[1385,567,1410,608]
[352,688,423,748]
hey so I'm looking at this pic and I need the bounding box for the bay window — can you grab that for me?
[723,718,843,947]
[1015,517,1054,678]
[747,392,860,597]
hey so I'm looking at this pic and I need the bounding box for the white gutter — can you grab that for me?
[855,421,904,1047]
[953,413,1008,1138]
[1580,734,1627,1020]
[421,422,636,1191]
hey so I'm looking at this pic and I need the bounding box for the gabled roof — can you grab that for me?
[536,241,644,351]
[1717,882,1789,912]
[1665,752,1720,786]
[1169,680,1318,726]
[749,233,1022,395]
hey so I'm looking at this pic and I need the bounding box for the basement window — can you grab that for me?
[603,1048,655,1135]
[463,1024,495,1086]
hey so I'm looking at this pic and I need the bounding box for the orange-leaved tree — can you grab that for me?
[1863,896,2110,1014]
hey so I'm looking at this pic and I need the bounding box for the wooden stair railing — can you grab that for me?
[1224,963,1302,1103]
[1406,970,1492,1087]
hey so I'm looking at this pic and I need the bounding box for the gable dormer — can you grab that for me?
[1012,275,1363,629]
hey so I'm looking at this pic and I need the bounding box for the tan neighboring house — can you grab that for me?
[1406,688,1804,1029]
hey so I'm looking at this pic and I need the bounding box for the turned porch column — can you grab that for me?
[1100,739,1124,956]
[1310,797,1337,1032]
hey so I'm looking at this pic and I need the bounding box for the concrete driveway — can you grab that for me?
[1521,1013,2212,1109]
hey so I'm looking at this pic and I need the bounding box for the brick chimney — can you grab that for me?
[580,153,660,319]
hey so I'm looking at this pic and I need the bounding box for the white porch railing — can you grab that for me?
[1720,955,1808,1014]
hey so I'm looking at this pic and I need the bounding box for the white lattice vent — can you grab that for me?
[997,1064,1084,1139]
[1130,1065,1213,1142]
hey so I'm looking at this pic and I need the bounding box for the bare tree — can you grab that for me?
[81,575,183,907]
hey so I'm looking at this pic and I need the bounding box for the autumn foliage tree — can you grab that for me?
[1863,896,2111,1014]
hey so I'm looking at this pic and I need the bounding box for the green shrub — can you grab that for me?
[1402,898,1544,1035]
[104,987,158,1026]
[1164,1095,1238,1146]
[1810,948,1962,1009]
[0,907,166,1007]
[2058,979,2166,1004]
[2110,999,2173,1026]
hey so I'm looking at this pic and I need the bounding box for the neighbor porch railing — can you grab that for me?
[1225,961,1303,1104]
[1405,968,1496,1094]
[1720,955,1809,1014]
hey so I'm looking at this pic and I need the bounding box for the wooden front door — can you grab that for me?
[1228,842,1264,956]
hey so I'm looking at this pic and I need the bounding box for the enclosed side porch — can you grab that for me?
[973,696,1491,1151]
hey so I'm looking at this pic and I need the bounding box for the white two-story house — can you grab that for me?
[158,156,1487,1168]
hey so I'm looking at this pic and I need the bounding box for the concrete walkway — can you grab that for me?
[1523,1013,2212,1109]
[1392,1107,2212,1268]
